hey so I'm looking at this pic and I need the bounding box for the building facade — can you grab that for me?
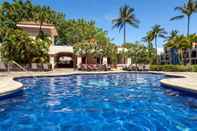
[163,43,197,65]
[14,22,132,70]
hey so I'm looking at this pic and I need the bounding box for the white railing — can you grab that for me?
[10,60,27,72]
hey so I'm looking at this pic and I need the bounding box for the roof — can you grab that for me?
[48,45,73,55]
[17,21,58,36]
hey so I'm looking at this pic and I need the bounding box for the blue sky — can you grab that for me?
[1,0,197,48]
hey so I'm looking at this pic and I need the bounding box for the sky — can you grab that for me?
[1,0,197,50]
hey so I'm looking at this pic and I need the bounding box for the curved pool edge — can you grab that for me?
[160,77,197,94]
[0,77,23,98]
[0,71,197,97]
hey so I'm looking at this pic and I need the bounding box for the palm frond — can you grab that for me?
[170,15,184,21]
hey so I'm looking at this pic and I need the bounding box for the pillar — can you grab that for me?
[127,58,131,65]
[103,57,108,65]
[51,36,55,45]
[49,55,55,70]
[77,56,82,68]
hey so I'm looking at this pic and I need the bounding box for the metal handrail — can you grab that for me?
[10,60,27,72]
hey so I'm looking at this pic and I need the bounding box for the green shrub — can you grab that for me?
[192,65,197,72]
[150,64,193,72]
[150,65,162,71]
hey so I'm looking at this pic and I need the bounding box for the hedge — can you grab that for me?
[149,65,197,72]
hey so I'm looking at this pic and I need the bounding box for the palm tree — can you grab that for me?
[166,30,179,42]
[112,5,139,45]
[165,35,191,64]
[142,31,154,64]
[171,0,197,36]
[73,41,94,65]
[33,5,52,34]
[127,43,148,68]
[150,25,166,64]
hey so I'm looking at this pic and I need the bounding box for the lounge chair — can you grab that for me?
[104,65,111,71]
[144,65,150,71]
[138,65,144,71]
[31,63,39,71]
[97,64,104,71]
[91,64,98,71]
[0,63,7,71]
[87,64,94,71]
[81,64,88,71]
[43,63,50,71]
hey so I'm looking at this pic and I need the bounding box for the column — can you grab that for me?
[103,57,108,65]
[49,55,55,70]
[127,58,131,65]
[51,36,55,45]
[77,56,82,68]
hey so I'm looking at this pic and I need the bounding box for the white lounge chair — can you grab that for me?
[0,63,7,71]
[31,63,38,71]
[43,63,50,71]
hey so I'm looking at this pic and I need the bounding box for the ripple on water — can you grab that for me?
[0,73,196,130]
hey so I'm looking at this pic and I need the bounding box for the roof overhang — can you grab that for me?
[17,22,58,36]
[48,45,73,55]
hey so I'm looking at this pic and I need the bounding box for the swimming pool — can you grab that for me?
[0,73,197,130]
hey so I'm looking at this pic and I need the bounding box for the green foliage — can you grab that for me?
[143,25,166,64]
[124,42,149,65]
[112,5,139,44]
[171,0,197,36]
[0,28,50,64]
[150,65,195,72]
[0,0,111,65]
[165,34,192,64]
[191,65,197,72]
[142,31,155,64]
[57,19,108,45]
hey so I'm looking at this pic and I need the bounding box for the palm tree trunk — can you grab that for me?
[148,42,152,64]
[155,36,158,64]
[187,15,192,65]
[187,15,190,37]
[181,49,184,65]
[39,20,43,34]
[85,54,88,65]
[123,23,126,45]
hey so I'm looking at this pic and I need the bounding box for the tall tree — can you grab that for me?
[126,42,148,68]
[171,0,197,36]
[142,31,155,64]
[165,30,179,42]
[112,5,139,45]
[165,35,191,64]
[32,5,52,34]
[150,25,166,64]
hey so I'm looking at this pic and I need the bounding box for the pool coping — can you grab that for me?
[0,71,196,97]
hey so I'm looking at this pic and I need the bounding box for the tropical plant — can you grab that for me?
[125,42,149,67]
[0,28,51,64]
[112,5,139,45]
[0,0,33,28]
[56,19,99,45]
[32,5,53,33]
[171,0,197,36]
[142,31,155,64]
[73,41,95,65]
[165,35,191,64]
[149,25,166,64]
[165,30,179,42]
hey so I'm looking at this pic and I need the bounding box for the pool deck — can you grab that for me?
[0,69,197,97]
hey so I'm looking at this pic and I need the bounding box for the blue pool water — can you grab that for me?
[0,73,197,131]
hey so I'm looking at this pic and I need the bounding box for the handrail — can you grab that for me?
[10,60,27,72]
